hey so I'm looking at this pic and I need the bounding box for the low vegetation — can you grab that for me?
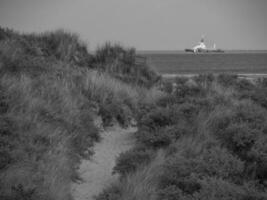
[97,74,267,200]
[2,26,266,200]
[0,27,162,200]
[91,42,160,88]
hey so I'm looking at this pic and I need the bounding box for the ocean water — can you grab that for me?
[141,51,267,75]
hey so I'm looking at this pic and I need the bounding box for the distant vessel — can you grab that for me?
[185,36,224,53]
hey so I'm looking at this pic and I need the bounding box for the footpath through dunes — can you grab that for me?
[71,118,137,200]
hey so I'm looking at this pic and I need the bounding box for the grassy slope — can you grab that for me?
[97,74,267,200]
[0,27,162,200]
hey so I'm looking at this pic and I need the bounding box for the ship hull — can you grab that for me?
[185,49,194,52]
[184,49,224,53]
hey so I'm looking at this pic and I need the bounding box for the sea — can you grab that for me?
[138,51,267,77]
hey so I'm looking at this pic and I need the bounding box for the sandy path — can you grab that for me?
[71,124,136,200]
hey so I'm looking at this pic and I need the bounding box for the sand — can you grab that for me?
[71,123,136,200]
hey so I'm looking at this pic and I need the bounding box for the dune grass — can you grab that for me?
[0,27,163,200]
[0,70,99,200]
[97,74,267,200]
[91,42,160,88]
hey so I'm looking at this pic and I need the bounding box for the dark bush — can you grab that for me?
[135,128,172,148]
[207,102,267,185]
[99,101,132,127]
[92,42,160,88]
[94,185,122,200]
[200,147,244,181]
[193,177,267,200]
[0,151,12,170]
[112,146,152,176]
[174,84,206,99]
[217,73,238,87]
[157,185,183,200]
[11,184,36,200]
[234,79,255,91]
[159,156,202,195]
[240,88,267,109]
[94,42,135,65]
[0,117,15,169]
[257,77,267,88]
[0,86,9,114]
[0,27,17,40]
[176,103,200,122]
[138,107,177,130]
[0,27,101,199]
[248,137,267,183]
[161,80,173,94]
[208,102,267,136]
[156,94,177,107]
[174,76,188,86]
[217,124,258,156]
[193,73,215,88]
[164,123,193,141]
[34,30,92,66]
[234,102,267,130]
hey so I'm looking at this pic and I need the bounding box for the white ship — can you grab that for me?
[185,36,224,53]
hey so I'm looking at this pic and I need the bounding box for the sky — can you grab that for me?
[0,0,267,50]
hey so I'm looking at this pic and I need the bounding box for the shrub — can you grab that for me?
[92,42,160,88]
[27,30,92,66]
[0,27,162,200]
[239,88,267,109]
[234,78,255,91]
[158,156,202,195]
[193,177,267,200]
[248,137,267,183]
[173,83,206,99]
[135,128,172,148]
[154,144,262,200]
[0,28,100,200]
[161,80,173,94]
[94,42,135,65]
[199,147,244,181]
[176,103,200,123]
[256,77,267,88]
[98,72,267,200]
[233,101,267,130]
[164,123,193,141]
[99,101,132,127]
[156,94,177,107]
[0,28,92,68]
[208,102,267,137]
[113,146,152,176]
[94,184,122,200]
[0,27,18,40]
[217,73,238,88]
[138,107,177,130]
[174,76,188,86]
[220,124,258,156]
[193,73,215,88]
[157,185,184,200]
[206,101,267,186]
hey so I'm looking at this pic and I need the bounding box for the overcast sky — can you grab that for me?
[0,0,267,50]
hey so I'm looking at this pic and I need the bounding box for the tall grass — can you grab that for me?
[0,70,100,199]
[81,70,165,126]
[0,27,163,200]
[96,150,165,200]
[97,74,267,200]
[92,42,160,88]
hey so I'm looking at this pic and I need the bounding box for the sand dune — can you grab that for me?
[71,123,136,200]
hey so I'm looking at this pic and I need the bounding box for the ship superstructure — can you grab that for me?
[185,37,224,53]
